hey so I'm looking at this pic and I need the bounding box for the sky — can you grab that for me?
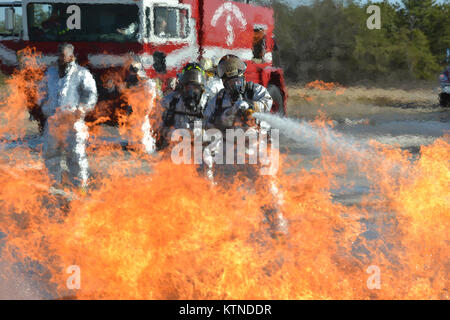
[0,0,448,6]
[284,0,448,5]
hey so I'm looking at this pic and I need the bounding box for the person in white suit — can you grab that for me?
[38,43,98,188]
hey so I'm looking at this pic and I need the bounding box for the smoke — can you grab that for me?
[0,260,47,299]
[253,112,379,165]
[253,112,417,196]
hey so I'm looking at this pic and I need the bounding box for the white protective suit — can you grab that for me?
[159,90,208,150]
[39,61,98,187]
[140,78,158,154]
[203,82,288,236]
[161,90,208,130]
[201,81,272,181]
[205,77,224,98]
[119,76,158,154]
[204,81,273,128]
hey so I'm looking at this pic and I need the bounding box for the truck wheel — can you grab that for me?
[268,84,285,116]
[439,93,450,108]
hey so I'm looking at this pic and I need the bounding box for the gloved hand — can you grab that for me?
[219,107,238,128]
[233,100,250,113]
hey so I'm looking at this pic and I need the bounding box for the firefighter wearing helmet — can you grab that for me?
[203,55,288,238]
[204,54,272,130]
[159,63,209,148]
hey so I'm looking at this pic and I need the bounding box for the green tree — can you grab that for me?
[399,0,449,67]
[271,0,446,82]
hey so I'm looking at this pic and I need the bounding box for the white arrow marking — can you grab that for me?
[211,2,247,46]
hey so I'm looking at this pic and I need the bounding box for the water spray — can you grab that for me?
[252,112,365,156]
[252,112,415,182]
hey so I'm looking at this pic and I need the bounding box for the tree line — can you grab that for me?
[267,0,450,84]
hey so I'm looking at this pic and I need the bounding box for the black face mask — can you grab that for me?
[126,73,139,86]
[182,84,203,111]
[224,76,245,101]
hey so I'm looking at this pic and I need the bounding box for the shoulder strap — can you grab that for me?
[169,95,180,111]
[163,95,180,127]
[216,89,226,110]
[211,89,226,123]
[245,82,255,100]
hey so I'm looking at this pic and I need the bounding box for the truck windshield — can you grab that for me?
[27,3,139,42]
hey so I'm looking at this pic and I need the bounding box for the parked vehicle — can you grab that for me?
[0,0,288,120]
[439,66,450,107]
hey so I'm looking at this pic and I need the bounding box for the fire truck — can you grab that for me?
[0,0,287,115]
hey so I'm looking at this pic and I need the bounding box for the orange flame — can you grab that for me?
[0,47,45,139]
[0,49,448,300]
[306,80,343,91]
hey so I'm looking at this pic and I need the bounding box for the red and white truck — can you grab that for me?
[0,0,287,114]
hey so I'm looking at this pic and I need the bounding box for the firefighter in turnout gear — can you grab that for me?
[204,55,272,130]
[159,63,209,149]
[204,54,288,238]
